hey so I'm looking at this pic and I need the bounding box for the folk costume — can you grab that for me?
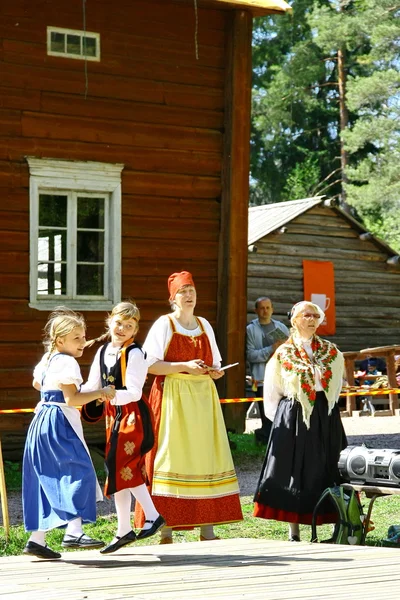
[23,353,102,532]
[254,331,347,525]
[134,313,243,530]
[81,341,154,496]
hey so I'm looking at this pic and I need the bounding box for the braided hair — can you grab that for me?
[85,300,140,348]
[43,306,86,361]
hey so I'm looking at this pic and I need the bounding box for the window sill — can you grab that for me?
[29,300,116,312]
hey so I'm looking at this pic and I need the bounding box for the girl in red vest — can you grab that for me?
[82,301,164,553]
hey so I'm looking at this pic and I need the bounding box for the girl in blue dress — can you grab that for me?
[22,307,116,559]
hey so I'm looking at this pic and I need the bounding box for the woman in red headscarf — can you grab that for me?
[134,271,243,543]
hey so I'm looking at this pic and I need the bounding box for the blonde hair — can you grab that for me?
[86,300,140,347]
[43,306,86,356]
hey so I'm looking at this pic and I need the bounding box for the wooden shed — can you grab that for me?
[247,198,400,351]
[0,0,292,454]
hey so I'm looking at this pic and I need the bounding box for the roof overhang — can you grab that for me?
[195,0,292,16]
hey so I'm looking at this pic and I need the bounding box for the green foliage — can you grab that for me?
[283,155,321,200]
[340,0,400,250]
[250,1,350,205]
[3,461,22,492]
[251,0,400,250]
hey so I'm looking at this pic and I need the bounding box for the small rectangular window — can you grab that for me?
[47,27,100,61]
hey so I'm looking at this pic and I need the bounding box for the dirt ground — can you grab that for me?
[2,415,399,527]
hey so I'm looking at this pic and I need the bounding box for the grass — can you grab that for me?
[2,434,400,556]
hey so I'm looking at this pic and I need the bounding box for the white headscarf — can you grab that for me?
[290,300,325,328]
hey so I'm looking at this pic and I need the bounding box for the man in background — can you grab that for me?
[246,297,289,444]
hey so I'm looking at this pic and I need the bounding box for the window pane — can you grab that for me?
[37,262,67,295]
[83,36,97,57]
[50,32,65,53]
[39,195,67,228]
[38,229,67,262]
[77,197,105,228]
[67,34,81,55]
[77,231,104,262]
[77,265,104,295]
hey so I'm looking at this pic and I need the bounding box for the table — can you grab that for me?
[341,483,400,544]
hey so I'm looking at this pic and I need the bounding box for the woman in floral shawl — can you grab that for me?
[253,301,347,542]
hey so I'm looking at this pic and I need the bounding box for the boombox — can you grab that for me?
[338,445,400,488]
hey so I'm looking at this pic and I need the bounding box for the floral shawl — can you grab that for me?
[272,333,344,428]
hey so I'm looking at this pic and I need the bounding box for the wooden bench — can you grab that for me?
[359,346,400,415]
[342,345,400,416]
[342,351,361,416]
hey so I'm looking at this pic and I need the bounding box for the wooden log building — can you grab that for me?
[0,0,291,456]
[247,197,400,351]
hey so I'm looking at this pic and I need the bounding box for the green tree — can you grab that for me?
[251,0,347,205]
[340,0,400,251]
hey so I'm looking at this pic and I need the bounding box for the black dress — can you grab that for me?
[254,391,347,525]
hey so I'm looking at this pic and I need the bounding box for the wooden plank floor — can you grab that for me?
[1,538,400,599]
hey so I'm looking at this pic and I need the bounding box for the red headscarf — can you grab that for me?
[168,271,195,301]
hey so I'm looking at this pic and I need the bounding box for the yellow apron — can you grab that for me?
[153,373,239,499]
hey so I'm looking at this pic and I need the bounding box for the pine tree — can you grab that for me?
[341,0,400,251]
[251,0,347,205]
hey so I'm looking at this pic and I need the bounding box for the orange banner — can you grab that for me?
[303,260,336,335]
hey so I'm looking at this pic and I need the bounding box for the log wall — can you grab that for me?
[247,205,400,351]
[0,0,239,440]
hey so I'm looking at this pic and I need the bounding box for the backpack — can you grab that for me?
[311,485,365,545]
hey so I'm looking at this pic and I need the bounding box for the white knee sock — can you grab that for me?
[131,484,159,529]
[114,488,133,538]
[289,523,300,538]
[65,517,83,537]
[29,531,46,546]
[200,525,216,539]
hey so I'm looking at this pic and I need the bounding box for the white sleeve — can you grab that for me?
[143,316,172,366]
[198,317,222,368]
[263,354,284,422]
[53,355,83,388]
[33,356,47,384]
[112,348,148,405]
[80,347,102,392]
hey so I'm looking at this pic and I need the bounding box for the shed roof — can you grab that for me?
[248,197,399,259]
[248,197,323,245]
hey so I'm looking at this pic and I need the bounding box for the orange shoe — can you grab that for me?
[200,536,220,541]
[159,537,173,545]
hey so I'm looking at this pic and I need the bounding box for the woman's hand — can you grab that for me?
[208,369,225,380]
[100,385,116,401]
[184,359,208,375]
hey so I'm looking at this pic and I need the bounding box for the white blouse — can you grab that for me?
[33,353,83,391]
[263,339,324,422]
[143,314,222,368]
[81,344,148,405]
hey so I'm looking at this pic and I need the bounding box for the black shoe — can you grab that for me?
[62,533,105,549]
[100,530,137,554]
[136,515,166,540]
[289,535,300,542]
[23,541,61,559]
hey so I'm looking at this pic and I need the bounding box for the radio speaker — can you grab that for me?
[338,445,400,488]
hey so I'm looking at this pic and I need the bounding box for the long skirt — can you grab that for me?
[254,392,347,525]
[23,399,100,531]
[135,373,243,528]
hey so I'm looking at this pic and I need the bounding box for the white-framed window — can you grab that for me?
[27,157,123,311]
[47,26,100,61]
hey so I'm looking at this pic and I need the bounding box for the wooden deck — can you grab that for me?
[1,538,400,599]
